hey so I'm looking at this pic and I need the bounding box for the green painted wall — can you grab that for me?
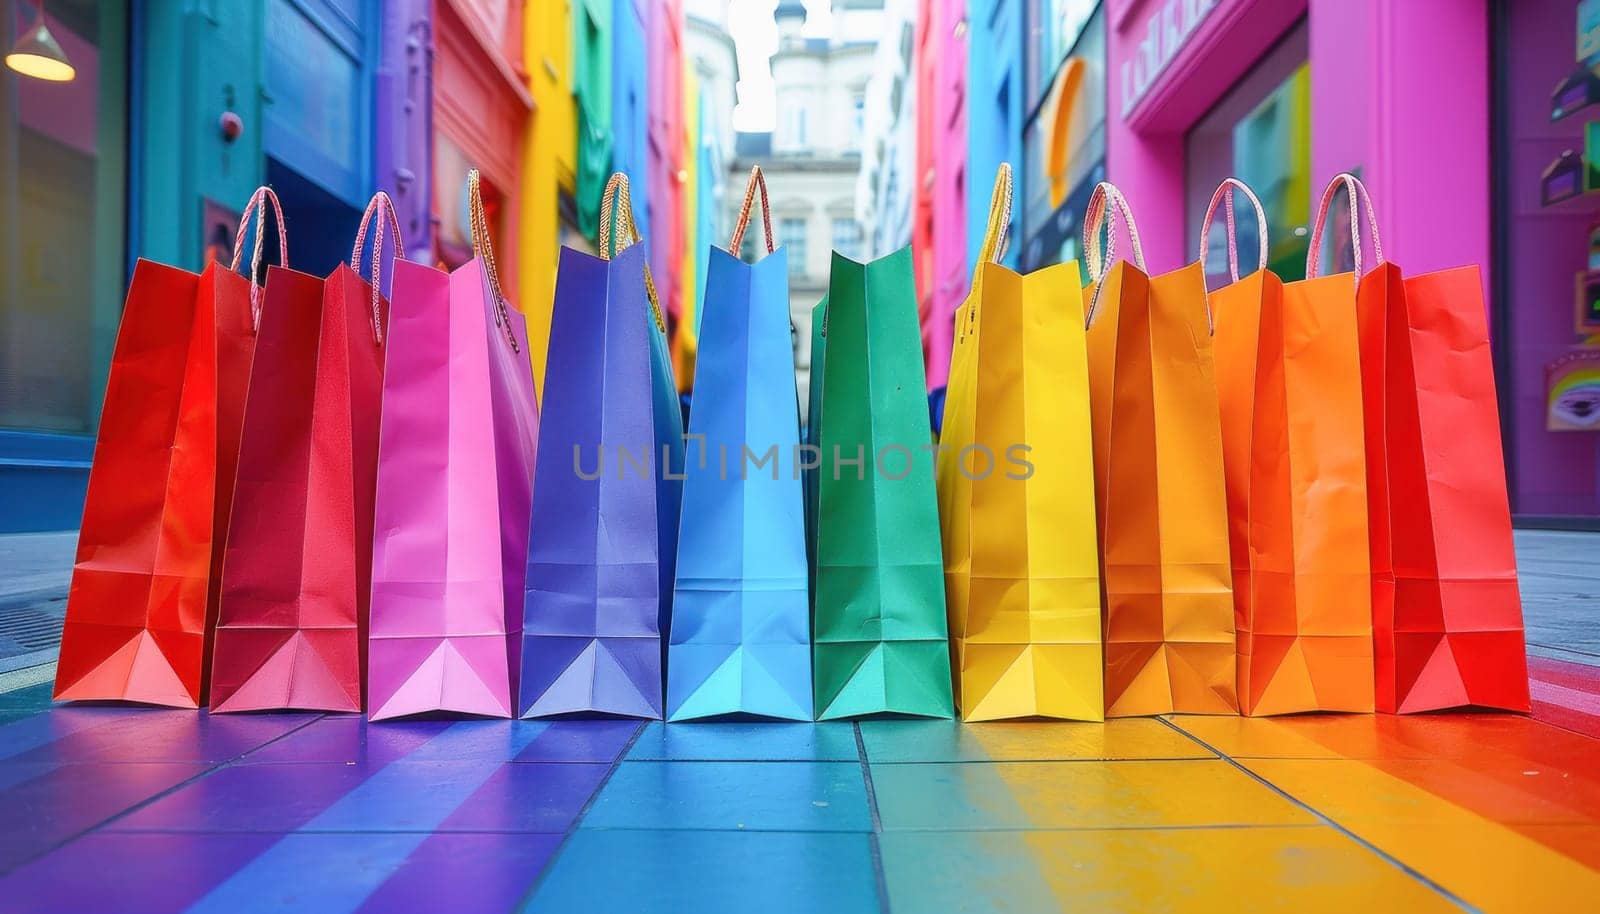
[574,0,613,240]
[139,1,267,272]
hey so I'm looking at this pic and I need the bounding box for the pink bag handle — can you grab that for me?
[1306,172,1385,284]
[1082,181,1148,330]
[728,165,775,255]
[230,187,289,332]
[1198,177,1269,286]
[351,191,406,345]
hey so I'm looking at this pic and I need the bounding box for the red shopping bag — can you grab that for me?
[209,194,398,712]
[1315,174,1530,713]
[55,189,284,707]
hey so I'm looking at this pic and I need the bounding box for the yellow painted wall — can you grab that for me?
[672,67,700,391]
[523,0,578,399]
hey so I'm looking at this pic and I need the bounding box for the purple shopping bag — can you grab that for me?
[367,170,539,721]
[519,173,679,719]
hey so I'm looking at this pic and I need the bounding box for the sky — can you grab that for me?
[728,0,833,132]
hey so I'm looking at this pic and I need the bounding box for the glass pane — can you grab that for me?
[1184,21,1310,285]
[0,1,127,435]
[1496,0,1600,518]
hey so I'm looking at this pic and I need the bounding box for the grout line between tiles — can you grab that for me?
[1154,717,1481,914]
[512,720,648,910]
[855,722,893,914]
[0,712,327,877]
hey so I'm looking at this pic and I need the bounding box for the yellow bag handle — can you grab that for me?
[728,165,775,255]
[976,162,1013,269]
[599,172,668,335]
[468,169,521,353]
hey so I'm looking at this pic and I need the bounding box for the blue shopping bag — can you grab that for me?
[666,167,812,721]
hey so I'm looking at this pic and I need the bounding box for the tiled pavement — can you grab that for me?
[0,531,1596,912]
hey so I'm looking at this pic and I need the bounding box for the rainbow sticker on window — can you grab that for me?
[1547,351,1600,431]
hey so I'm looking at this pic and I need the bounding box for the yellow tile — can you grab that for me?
[1167,715,1343,759]
[964,719,1213,761]
[1239,759,1600,912]
[1247,759,1596,826]
[874,760,1315,830]
[1021,827,1456,913]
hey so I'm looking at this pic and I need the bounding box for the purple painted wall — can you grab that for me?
[1501,0,1600,517]
[376,0,434,262]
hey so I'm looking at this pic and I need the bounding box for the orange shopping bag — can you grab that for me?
[1081,183,1236,717]
[1208,178,1374,716]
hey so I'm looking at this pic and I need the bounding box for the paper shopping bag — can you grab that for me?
[1081,182,1237,717]
[1325,174,1530,713]
[519,173,680,719]
[367,170,538,721]
[812,247,953,720]
[210,194,401,712]
[666,167,812,721]
[938,165,1103,721]
[1209,178,1373,716]
[55,188,284,707]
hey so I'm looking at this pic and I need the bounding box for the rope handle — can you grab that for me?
[1306,172,1385,284]
[599,172,668,335]
[977,163,1014,267]
[1198,177,1268,285]
[350,191,405,345]
[468,169,520,353]
[728,165,775,255]
[1082,182,1147,330]
[230,187,289,333]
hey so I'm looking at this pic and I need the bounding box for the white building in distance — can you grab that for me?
[855,0,916,259]
[737,0,881,417]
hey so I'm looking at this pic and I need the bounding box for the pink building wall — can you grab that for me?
[926,0,969,391]
[1104,0,1490,288]
[647,0,685,324]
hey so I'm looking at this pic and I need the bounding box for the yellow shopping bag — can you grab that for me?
[937,164,1104,722]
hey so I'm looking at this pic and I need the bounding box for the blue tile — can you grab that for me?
[354,834,562,914]
[581,760,872,832]
[627,721,859,760]
[517,720,641,762]
[521,830,880,913]
[879,832,1058,913]
[0,684,54,711]
[305,761,536,833]
[186,834,445,914]
[436,762,611,833]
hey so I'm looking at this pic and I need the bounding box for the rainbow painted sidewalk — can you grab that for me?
[0,528,1598,912]
[0,656,1596,913]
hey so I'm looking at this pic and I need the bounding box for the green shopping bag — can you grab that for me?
[804,295,827,608]
[811,248,954,719]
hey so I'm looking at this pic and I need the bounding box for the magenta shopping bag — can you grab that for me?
[367,170,539,721]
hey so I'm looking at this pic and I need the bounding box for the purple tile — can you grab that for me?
[107,763,378,833]
[0,832,277,913]
[436,762,612,833]
[515,720,641,762]
[0,706,132,761]
[4,709,316,764]
[355,833,562,914]
[241,716,449,764]
[0,763,209,871]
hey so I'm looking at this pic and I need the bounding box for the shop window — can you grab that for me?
[0,3,128,435]
[1184,21,1310,285]
[433,134,504,272]
[1494,0,1600,520]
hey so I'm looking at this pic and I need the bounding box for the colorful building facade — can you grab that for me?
[966,0,1024,271]
[573,0,614,241]
[614,0,652,241]
[919,0,969,391]
[647,0,687,328]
